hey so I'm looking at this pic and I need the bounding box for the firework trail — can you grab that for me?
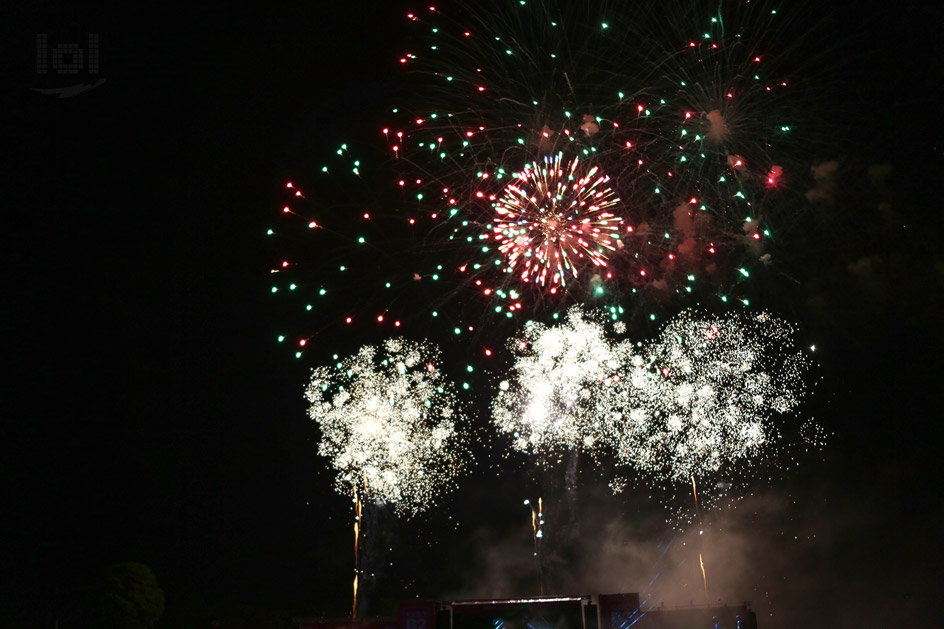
[523,498,545,594]
[305,338,469,616]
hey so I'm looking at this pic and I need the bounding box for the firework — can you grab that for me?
[269,158,467,363]
[305,338,468,618]
[493,153,622,289]
[492,306,814,504]
[305,337,468,514]
[610,0,834,263]
[273,0,844,365]
[389,3,652,313]
[491,307,635,454]
[269,165,408,358]
[388,0,840,310]
[612,310,811,487]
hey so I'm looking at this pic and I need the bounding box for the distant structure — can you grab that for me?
[297,594,758,629]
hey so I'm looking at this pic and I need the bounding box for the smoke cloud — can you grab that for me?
[444,476,933,628]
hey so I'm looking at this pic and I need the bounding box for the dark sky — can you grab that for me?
[3,1,942,627]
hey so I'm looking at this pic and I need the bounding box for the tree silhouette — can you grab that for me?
[97,562,165,629]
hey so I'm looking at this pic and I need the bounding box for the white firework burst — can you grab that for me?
[305,338,468,515]
[614,310,810,483]
[492,307,636,454]
[491,307,813,492]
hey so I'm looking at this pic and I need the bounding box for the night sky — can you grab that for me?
[3,1,942,627]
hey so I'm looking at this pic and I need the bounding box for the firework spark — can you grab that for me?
[272,0,846,362]
[305,338,468,514]
[613,310,810,486]
[492,306,814,502]
[491,307,634,454]
[493,153,622,289]
[387,0,843,308]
